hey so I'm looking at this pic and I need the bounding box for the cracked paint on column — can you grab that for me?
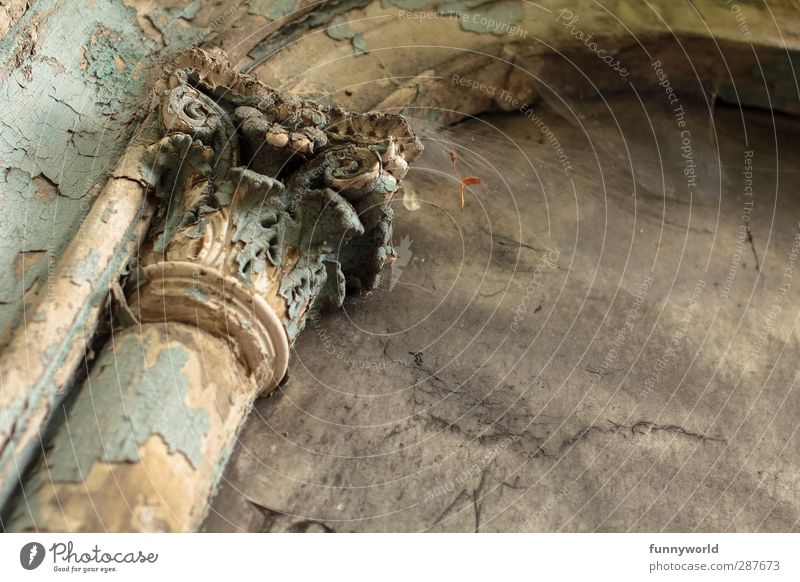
[47,333,210,483]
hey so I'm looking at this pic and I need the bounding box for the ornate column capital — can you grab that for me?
[131,49,423,394]
[7,48,423,532]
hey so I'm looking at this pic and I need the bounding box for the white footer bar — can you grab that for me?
[1,533,797,581]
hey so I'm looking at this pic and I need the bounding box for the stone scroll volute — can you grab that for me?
[6,48,422,532]
[131,49,423,394]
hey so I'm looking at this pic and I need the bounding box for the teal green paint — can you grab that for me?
[0,0,222,517]
[41,344,60,366]
[325,16,368,55]
[326,15,357,40]
[381,0,495,10]
[147,0,204,33]
[249,0,297,19]
[229,168,287,280]
[183,1,203,20]
[0,205,146,513]
[247,0,372,62]
[0,396,25,437]
[83,25,154,115]
[314,259,346,312]
[0,0,211,339]
[456,2,522,35]
[436,0,495,10]
[71,250,101,286]
[142,134,216,253]
[184,286,211,303]
[380,0,520,36]
[352,34,367,55]
[48,334,210,482]
[276,187,366,340]
[4,168,33,198]
[280,262,327,338]
[380,0,433,8]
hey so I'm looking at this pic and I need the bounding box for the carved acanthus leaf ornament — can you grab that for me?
[129,49,422,393]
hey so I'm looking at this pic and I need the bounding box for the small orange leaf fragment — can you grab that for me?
[460,176,481,209]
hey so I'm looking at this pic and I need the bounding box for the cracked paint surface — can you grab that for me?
[380,0,521,36]
[0,0,216,339]
[47,333,210,482]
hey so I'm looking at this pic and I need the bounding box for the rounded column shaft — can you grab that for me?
[8,321,255,532]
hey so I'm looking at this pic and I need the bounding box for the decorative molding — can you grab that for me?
[5,48,422,531]
[134,49,422,388]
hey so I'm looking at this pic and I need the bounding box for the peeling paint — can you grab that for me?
[248,0,297,20]
[248,0,372,62]
[326,15,367,55]
[48,334,210,482]
[31,174,59,202]
[454,1,522,36]
[0,395,25,437]
[326,15,355,40]
[352,34,368,55]
[0,0,223,341]
[146,0,203,34]
[381,0,494,10]
[142,52,421,348]
[0,213,147,511]
[379,0,433,9]
[70,249,101,287]
[184,286,210,303]
[380,0,521,36]
[82,25,154,115]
